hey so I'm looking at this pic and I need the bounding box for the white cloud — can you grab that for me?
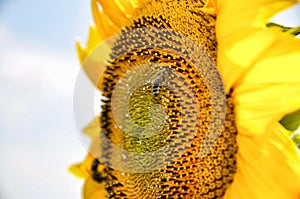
[0,25,86,199]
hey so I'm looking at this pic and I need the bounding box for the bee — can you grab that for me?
[152,68,172,96]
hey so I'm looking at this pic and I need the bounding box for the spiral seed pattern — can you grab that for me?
[88,0,238,198]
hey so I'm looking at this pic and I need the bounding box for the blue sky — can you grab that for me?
[0,1,299,199]
[0,0,92,51]
[0,0,93,198]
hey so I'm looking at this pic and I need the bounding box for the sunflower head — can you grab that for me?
[71,0,300,198]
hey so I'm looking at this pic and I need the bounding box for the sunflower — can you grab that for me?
[70,0,300,198]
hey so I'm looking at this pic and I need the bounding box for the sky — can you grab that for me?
[0,0,93,198]
[0,1,299,199]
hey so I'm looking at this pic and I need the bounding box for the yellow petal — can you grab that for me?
[78,0,150,86]
[96,0,128,27]
[216,0,297,41]
[82,40,111,89]
[216,0,299,91]
[69,155,94,179]
[83,117,102,158]
[225,122,300,199]
[121,0,149,9]
[83,116,101,140]
[86,26,104,54]
[238,31,300,85]
[218,28,300,90]
[69,118,103,180]
[235,83,300,136]
[76,40,88,65]
[91,1,120,39]
[76,26,104,64]
[217,29,280,92]
[91,0,148,38]
[69,163,87,178]
[83,177,107,199]
[114,0,135,14]
[231,31,300,135]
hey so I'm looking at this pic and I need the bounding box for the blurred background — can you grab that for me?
[0,0,299,199]
[0,0,92,198]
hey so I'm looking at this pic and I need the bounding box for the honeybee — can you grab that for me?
[152,68,172,96]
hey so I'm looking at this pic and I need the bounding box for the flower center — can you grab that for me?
[91,1,238,198]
